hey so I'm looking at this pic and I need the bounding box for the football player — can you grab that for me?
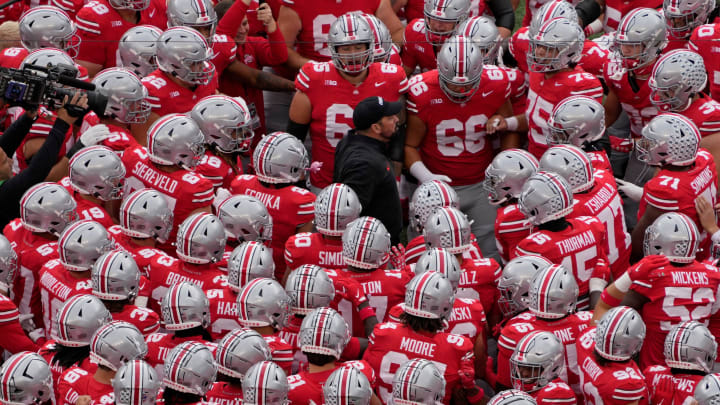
[116,25,162,78]
[695,373,720,405]
[361,13,402,66]
[390,359,448,405]
[161,342,217,405]
[690,17,720,102]
[663,0,715,44]
[323,366,374,405]
[0,352,54,405]
[242,362,289,405]
[216,195,273,256]
[487,390,537,405]
[497,255,554,325]
[0,236,39,353]
[112,360,161,405]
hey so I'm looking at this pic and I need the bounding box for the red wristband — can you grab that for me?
[466,388,485,403]
[359,306,376,321]
[600,289,621,307]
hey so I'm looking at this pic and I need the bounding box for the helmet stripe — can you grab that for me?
[677,214,698,256]
[412,272,433,311]
[239,242,258,287]
[194,0,208,20]
[121,190,147,233]
[433,181,452,206]
[181,214,209,259]
[296,267,310,310]
[57,295,81,342]
[340,367,351,405]
[434,0,447,15]
[237,279,259,322]
[674,324,686,362]
[313,309,329,348]
[537,267,558,315]
[170,284,185,325]
[256,134,278,179]
[1,353,27,401]
[545,172,572,209]
[354,218,374,266]
[604,307,630,356]
[133,361,144,405]
[345,14,355,37]
[20,183,46,224]
[328,184,343,232]
[441,208,462,247]
[457,37,466,79]
[149,114,184,156]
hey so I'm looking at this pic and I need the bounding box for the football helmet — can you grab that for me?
[21,48,78,77]
[518,171,575,225]
[695,374,720,405]
[90,321,147,371]
[160,281,211,331]
[163,342,217,396]
[548,96,606,147]
[0,352,53,405]
[147,114,206,169]
[510,331,564,392]
[360,13,392,63]
[108,0,149,12]
[649,49,707,112]
[487,390,537,405]
[19,6,80,57]
[423,0,471,45]
[0,236,17,293]
[328,13,374,73]
[236,278,290,329]
[113,360,161,405]
[644,212,699,263]
[614,8,667,71]
[528,18,584,73]
[298,307,350,359]
[119,188,174,243]
[242,361,289,405]
[539,145,595,193]
[637,113,700,166]
[528,264,578,319]
[594,306,646,361]
[91,250,141,301]
[498,255,553,317]
[324,365,373,405]
[342,217,391,269]
[175,212,227,265]
[457,16,500,64]
[403,272,455,321]
[167,0,217,43]
[191,95,254,153]
[285,265,335,315]
[409,180,459,233]
[156,27,214,85]
[391,359,446,405]
[227,241,275,291]
[437,35,484,103]
[69,145,126,201]
[253,132,309,184]
[217,195,273,242]
[20,182,77,236]
[215,328,272,379]
[423,206,472,254]
[54,294,112,347]
[529,0,578,36]
[664,321,717,372]
[484,149,539,205]
[413,248,462,290]
[663,0,715,39]
[58,220,114,271]
[315,183,362,237]
[92,68,150,124]
[117,25,162,77]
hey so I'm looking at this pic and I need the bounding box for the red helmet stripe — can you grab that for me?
[603,307,630,356]
[457,37,466,78]
[412,272,433,311]
[1,353,28,401]
[181,214,209,259]
[238,279,260,321]
[149,114,184,156]
[354,218,374,265]
[132,360,143,405]
[441,208,462,247]
[313,309,329,348]
[239,242,258,287]
[121,190,147,232]
[345,14,355,36]
[256,134,278,179]
[328,184,343,232]
[537,267,558,315]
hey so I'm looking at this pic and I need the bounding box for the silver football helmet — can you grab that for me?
[456,16,501,64]
[160,281,211,331]
[156,27,214,85]
[19,6,80,57]
[649,49,708,112]
[90,321,148,371]
[423,0,471,45]
[539,145,595,193]
[242,361,289,405]
[391,358,446,405]
[528,264,578,319]
[58,220,115,272]
[227,241,275,292]
[644,212,700,263]
[163,342,217,396]
[498,255,553,318]
[167,0,217,44]
[21,48,77,76]
[409,180,459,233]
[20,182,77,236]
[93,68,150,124]
[0,236,17,293]
[518,171,575,226]
[217,195,273,242]
[528,17,584,73]
[360,13,392,63]
[147,113,206,170]
[342,217,391,269]
[510,331,565,392]
[91,250,141,301]
[324,365,373,405]
[113,360,161,405]
[403,272,455,321]
[637,113,700,166]
[117,25,162,77]
[315,183,362,237]
[119,188,174,243]
[191,95,254,153]
[487,390,537,405]
[0,352,53,405]
[252,132,309,184]
[108,0,149,12]
[175,213,227,264]
[299,307,350,359]
[548,96,606,147]
[614,8,667,71]
[414,248,462,290]
[437,35,484,103]
[69,145,126,201]
[664,0,715,39]
[484,149,540,206]
[695,374,720,405]
[423,206,472,254]
[664,321,718,372]
[215,328,272,379]
[285,264,335,315]
[236,278,290,329]
[328,13,374,73]
[54,294,112,347]
[529,0,579,36]
[594,306,646,361]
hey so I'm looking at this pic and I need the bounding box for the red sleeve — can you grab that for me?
[0,299,38,353]
[217,0,249,36]
[253,29,289,66]
[75,6,107,66]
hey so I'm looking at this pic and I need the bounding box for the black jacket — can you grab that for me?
[333,130,402,245]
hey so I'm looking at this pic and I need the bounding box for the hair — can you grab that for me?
[51,344,91,369]
[216,372,243,386]
[102,299,130,313]
[400,312,444,333]
[304,352,337,366]
[214,0,233,19]
[162,388,204,405]
[0,21,20,51]
[174,326,213,342]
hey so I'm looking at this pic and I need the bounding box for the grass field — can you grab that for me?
[515,0,526,32]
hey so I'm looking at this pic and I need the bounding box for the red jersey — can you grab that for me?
[570,170,631,279]
[678,94,720,137]
[38,259,92,338]
[504,65,529,115]
[112,304,161,336]
[644,365,704,405]
[603,57,659,138]
[287,360,377,405]
[362,322,475,404]
[521,0,578,27]
[206,286,241,341]
[533,380,578,405]
[340,267,411,328]
[389,297,487,341]
[495,203,532,264]
[404,234,484,265]
[588,150,612,172]
[38,340,96,389]
[56,366,113,405]
[229,174,315,277]
[401,19,438,73]
[107,225,171,276]
[457,257,501,320]
[513,216,609,308]
[211,34,237,74]
[284,232,345,270]
[145,332,216,370]
[206,382,243,405]
[576,328,648,405]
[408,67,510,186]
[526,67,604,158]
[0,47,28,69]
[90,122,139,154]
[320,268,370,338]
[604,0,662,32]
[403,0,487,22]
[58,177,115,229]
[0,294,38,354]
[13,112,76,176]
[142,69,218,116]
[195,151,239,191]
[146,254,225,314]
[690,23,720,101]
[628,259,720,369]
[263,334,294,375]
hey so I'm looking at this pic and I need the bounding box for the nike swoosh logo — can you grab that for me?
[374,82,385,87]
[554,82,564,86]
[149,9,155,17]
[482,91,493,97]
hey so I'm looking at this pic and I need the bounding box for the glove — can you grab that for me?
[409,161,452,184]
[212,188,232,211]
[609,135,634,153]
[389,243,406,270]
[629,254,669,281]
[308,161,323,174]
[79,124,111,146]
[616,179,643,202]
[18,313,36,334]
[27,328,45,343]
[458,360,476,389]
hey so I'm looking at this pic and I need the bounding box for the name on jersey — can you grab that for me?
[208,397,243,405]
[582,356,603,380]
[277,330,298,347]
[319,251,344,266]
[244,189,280,210]
[216,300,237,317]
[553,327,575,343]
[362,280,383,295]
[458,271,478,286]
[399,336,436,357]
[691,166,714,194]
[325,80,337,86]
[39,272,76,301]
[450,305,473,322]
[584,183,614,212]
[132,161,179,194]
[556,230,596,255]
[165,272,204,289]
[671,271,709,285]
